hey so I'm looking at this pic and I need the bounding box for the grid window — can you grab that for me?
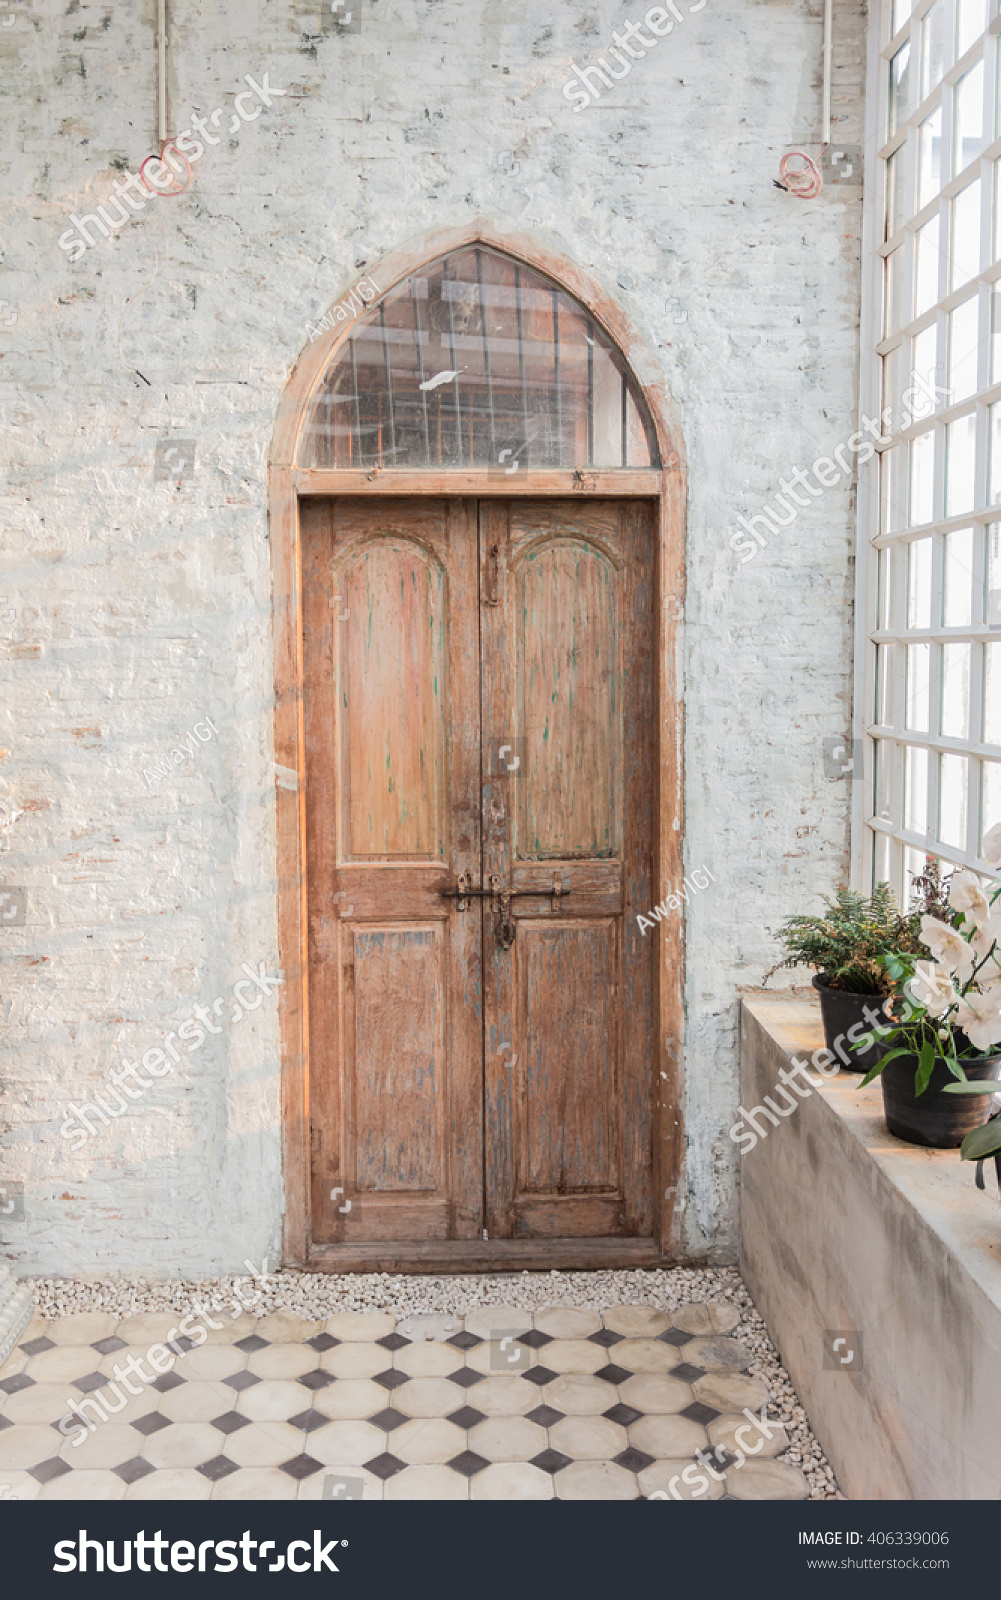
[863,0,1001,900]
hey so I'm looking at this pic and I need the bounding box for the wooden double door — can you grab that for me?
[303,497,656,1256]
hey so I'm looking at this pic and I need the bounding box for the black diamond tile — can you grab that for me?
[131,1411,172,1436]
[169,1335,196,1354]
[288,1408,329,1433]
[588,1328,625,1348]
[446,1450,489,1477]
[363,1451,405,1480]
[197,1455,240,1481]
[681,1400,720,1425]
[521,1365,557,1387]
[604,1402,642,1427]
[447,1367,483,1388]
[517,1328,554,1349]
[114,1456,156,1484]
[530,1448,572,1474]
[446,1405,486,1430]
[369,1407,407,1432]
[0,1373,34,1395]
[298,1368,335,1392]
[29,1456,72,1484]
[376,1332,411,1351]
[373,1368,408,1390]
[446,1329,482,1350]
[234,1333,270,1354]
[526,1404,565,1428]
[210,1410,252,1435]
[20,1337,55,1357]
[614,1446,656,1472]
[280,1452,324,1481]
[659,1327,694,1347]
[595,1363,631,1385]
[0,1413,13,1432]
[671,1362,706,1383]
[151,1371,186,1393]
[224,1369,261,1392]
[73,1371,108,1394]
[305,1332,340,1353]
[91,1335,127,1356]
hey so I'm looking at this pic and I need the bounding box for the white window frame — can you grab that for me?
[856,0,1001,900]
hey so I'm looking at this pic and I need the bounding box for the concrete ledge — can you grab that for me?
[740,992,1001,1500]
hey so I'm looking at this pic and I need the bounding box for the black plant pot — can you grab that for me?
[878,1051,1001,1149]
[811,975,886,1072]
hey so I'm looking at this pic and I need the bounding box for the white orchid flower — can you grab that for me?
[908,960,956,1018]
[982,822,1001,870]
[954,988,1001,1052]
[919,914,975,981]
[971,914,1001,972]
[949,869,991,927]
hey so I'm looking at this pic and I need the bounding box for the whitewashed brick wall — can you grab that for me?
[0,0,865,1274]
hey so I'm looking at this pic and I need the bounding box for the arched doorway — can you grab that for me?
[270,221,686,1272]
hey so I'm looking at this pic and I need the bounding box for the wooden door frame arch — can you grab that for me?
[269,217,687,1270]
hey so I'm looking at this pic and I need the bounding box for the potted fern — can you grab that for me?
[767,883,924,1070]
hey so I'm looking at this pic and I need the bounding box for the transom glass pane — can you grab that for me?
[301,247,659,471]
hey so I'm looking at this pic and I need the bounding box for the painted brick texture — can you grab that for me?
[0,0,865,1272]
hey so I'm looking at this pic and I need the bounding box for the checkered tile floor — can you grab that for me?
[0,1302,810,1500]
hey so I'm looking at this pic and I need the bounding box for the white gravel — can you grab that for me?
[21,1263,841,1499]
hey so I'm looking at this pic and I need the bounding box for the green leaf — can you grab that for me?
[859,1060,886,1088]
[961,1119,1001,1161]
[942,1080,1001,1094]
[915,1038,936,1097]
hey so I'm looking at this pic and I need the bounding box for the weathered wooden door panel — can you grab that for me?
[481,500,655,1241]
[305,495,655,1252]
[303,498,483,1244]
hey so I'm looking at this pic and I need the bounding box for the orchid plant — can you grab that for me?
[857,826,1001,1097]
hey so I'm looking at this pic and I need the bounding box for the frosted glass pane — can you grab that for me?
[910,429,935,524]
[939,752,968,847]
[941,642,971,736]
[882,444,907,533]
[906,642,931,729]
[983,761,1001,845]
[949,294,979,399]
[905,744,929,829]
[984,642,1001,742]
[891,41,913,135]
[956,0,987,55]
[918,106,943,208]
[920,0,951,101]
[915,218,940,316]
[952,181,981,289]
[943,526,974,625]
[907,536,933,626]
[946,412,977,515]
[954,61,984,173]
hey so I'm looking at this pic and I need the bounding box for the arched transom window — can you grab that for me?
[301,245,659,471]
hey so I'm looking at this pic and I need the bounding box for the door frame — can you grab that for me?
[268,218,687,1271]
